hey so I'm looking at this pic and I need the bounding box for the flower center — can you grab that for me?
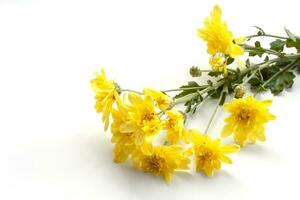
[124,132,134,139]
[144,155,165,175]
[143,112,155,121]
[197,148,214,164]
[209,52,226,72]
[237,108,252,121]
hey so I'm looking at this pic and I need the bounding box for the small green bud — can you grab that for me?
[189,66,202,77]
[114,82,122,94]
[234,85,245,98]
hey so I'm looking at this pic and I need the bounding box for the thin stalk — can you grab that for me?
[162,86,208,93]
[239,58,280,82]
[246,34,288,40]
[173,80,225,106]
[204,86,226,134]
[243,44,283,57]
[261,58,300,88]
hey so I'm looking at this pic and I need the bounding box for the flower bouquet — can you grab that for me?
[91,5,300,182]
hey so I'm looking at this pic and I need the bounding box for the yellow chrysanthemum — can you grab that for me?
[197,5,244,57]
[91,69,120,131]
[189,130,240,176]
[111,103,136,163]
[164,110,188,144]
[143,88,172,110]
[118,93,163,151]
[221,96,276,147]
[209,53,228,77]
[132,145,190,182]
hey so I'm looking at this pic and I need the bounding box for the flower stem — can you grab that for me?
[240,57,282,84]
[204,86,227,134]
[243,44,283,57]
[173,80,225,106]
[261,58,300,88]
[162,86,208,93]
[246,34,288,40]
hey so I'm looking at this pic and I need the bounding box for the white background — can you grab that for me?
[0,0,300,199]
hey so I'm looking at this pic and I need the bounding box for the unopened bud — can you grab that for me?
[234,85,245,98]
[189,66,202,77]
[114,82,122,94]
[209,53,226,72]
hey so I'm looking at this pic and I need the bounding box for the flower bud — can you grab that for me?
[209,53,226,72]
[114,82,122,94]
[234,85,245,98]
[189,66,202,77]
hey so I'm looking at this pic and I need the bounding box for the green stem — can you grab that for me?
[204,86,227,134]
[243,44,283,57]
[261,58,300,88]
[162,86,208,93]
[240,58,279,85]
[173,80,225,106]
[246,34,288,40]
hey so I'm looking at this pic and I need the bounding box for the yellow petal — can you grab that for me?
[119,121,136,133]
[211,5,222,21]
[113,145,129,163]
[140,142,153,155]
[220,155,232,164]
[221,125,233,137]
[230,44,244,57]
[221,144,240,154]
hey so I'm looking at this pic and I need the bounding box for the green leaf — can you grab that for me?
[245,59,250,68]
[266,71,295,95]
[260,65,296,95]
[286,38,300,52]
[174,81,201,99]
[249,41,265,57]
[182,92,203,114]
[208,71,222,77]
[253,26,265,35]
[208,86,223,99]
[270,39,286,52]
[273,58,291,68]
[284,28,300,52]
[226,57,235,65]
[285,28,298,42]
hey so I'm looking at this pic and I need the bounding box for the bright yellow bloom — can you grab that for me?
[189,129,240,176]
[118,93,163,152]
[143,88,172,110]
[132,145,190,182]
[111,103,136,163]
[197,5,244,57]
[209,53,227,77]
[91,69,120,131]
[221,96,276,147]
[164,110,187,144]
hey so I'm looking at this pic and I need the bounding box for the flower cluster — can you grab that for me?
[91,4,300,182]
[91,72,241,182]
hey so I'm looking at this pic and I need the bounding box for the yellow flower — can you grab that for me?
[221,96,276,146]
[209,53,227,77]
[189,130,240,176]
[143,88,172,110]
[91,69,120,131]
[197,5,244,57]
[164,110,188,144]
[132,145,190,182]
[118,93,163,151]
[111,103,136,163]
